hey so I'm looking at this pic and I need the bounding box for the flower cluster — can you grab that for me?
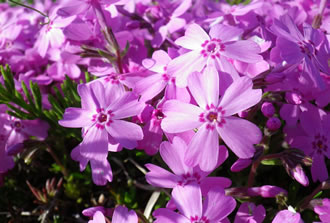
[0,0,329,222]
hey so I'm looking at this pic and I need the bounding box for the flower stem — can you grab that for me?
[9,0,48,18]
[46,147,69,178]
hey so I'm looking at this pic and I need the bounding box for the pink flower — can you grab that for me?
[234,202,266,223]
[153,183,236,223]
[35,7,76,57]
[167,23,262,87]
[314,198,330,223]
[145,136,231,191]
[161,69,262,171]
[59,81,144,184]
[272,207,303,223]
[134,50,190,102]
[83,205,138,223]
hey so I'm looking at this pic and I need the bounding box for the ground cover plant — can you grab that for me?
[0,0,329,222]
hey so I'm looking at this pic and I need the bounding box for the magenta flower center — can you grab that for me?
[190,216,209,223]
[199,104,226,130]
[11,121,24,131]
[97,113,107,123]
[312,134,328,155]
[178,172,201,186]
[92,108,114,129]
[206,112,218,122]
[105,73,125,84]
[298,41,315,58]
[200,38,225,59]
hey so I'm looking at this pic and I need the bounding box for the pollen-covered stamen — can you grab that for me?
[190,215,210,223]
[92,108,114,129]
[312,134,328,155]
[200,38,225,59]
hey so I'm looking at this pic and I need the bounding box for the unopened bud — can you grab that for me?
[291,165,309,187]
[266,117,281,131]
[261,102,275,117]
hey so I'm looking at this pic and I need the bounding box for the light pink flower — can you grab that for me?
[145,136,231,191]
[59,81,144,184]
[161,68,262,171]
[167,23,262,87]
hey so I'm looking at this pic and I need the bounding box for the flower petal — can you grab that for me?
[222,40,262,63]
[217,117,261,158]
[153,208,188,223]
[106,120,143,149]
[160,137,188,176]
[79,127,108,161]
[161,100,203,133]
[59,108,94,128]
[145,164,180,188]
[172,184,202,219]
[90,159,113,185]
[202,187,236,221]
[209,24,243,42]
[185,124,219,172]
[188,65,219,109]
[219,77,261,116]
[112,206,138,223]
[175,23,209,50]
[167,51,206,87]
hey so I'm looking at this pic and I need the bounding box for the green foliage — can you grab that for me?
[0,65,83,139]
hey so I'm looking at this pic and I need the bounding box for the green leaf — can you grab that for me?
[30,81,42,112]
[48,95,64,116]
[21,81,36,112]
[1,65,15,94]
[6,103,34,119]
[313,191,322,199]
[261,158,282,165]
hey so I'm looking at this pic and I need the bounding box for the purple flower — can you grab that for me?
[59,81,144,184]
[153,183,236,223]
[288,108,330,182]
[161,69,262,171]
[270,14,329,89]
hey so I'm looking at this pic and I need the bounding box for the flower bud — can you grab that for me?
[291,165,309,187]
[266,117,281,131]
[261,102,275,117]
